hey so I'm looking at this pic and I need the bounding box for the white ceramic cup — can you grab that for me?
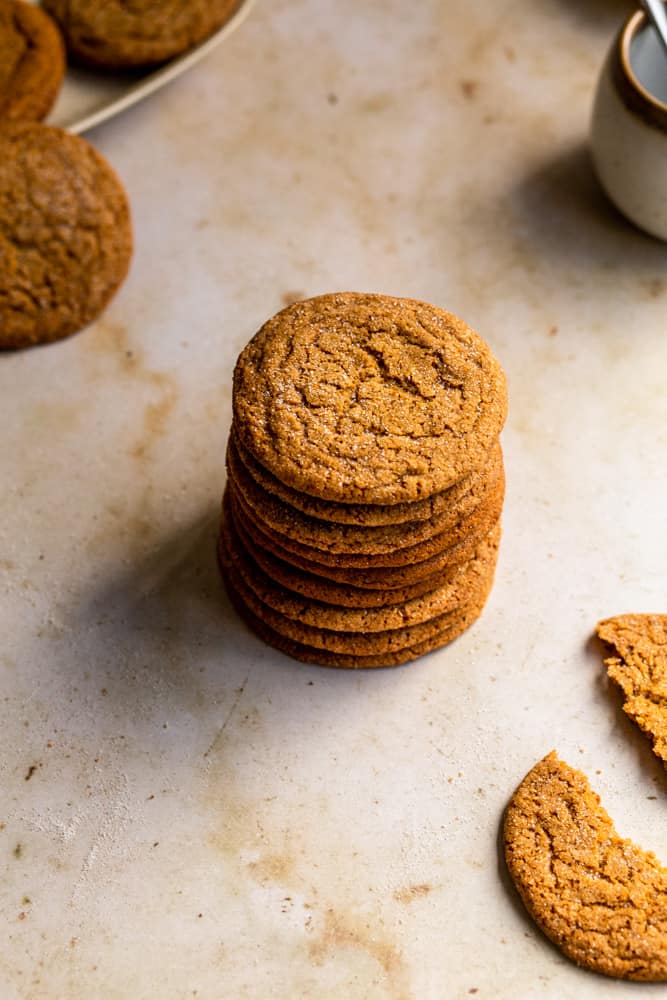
[591,10,667,240]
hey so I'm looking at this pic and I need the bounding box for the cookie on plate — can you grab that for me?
[0,123,132,349]
[504,751,667,981]
[43,0,240,69]
[0,1,65,121]
[597,614,667,765]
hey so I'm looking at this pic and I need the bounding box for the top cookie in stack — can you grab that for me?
[219,292,507,669]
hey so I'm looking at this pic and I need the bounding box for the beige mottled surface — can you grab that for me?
[2,0,667,997]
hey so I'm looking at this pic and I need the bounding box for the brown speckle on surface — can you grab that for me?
[130,372,179,462]
[460,79,479,100]
[246,852,295,885]
[13,843,22,859]
[393,883,433,904]
[326,92,338,105]
[281,290,306,307]
[308,907,409,992]
[548,325,558,336]
[24,763,39,781]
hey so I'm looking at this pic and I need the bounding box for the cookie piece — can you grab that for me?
[0,1,65,121]
[233,293,507,504]
[596,614,667,765]
[230,494,460,608]
[224,572,487,668]
[232,428,500,527]
[0,123,132,349]
[228,468,505,569]
[504,751,667,981]
[219,524,496,656]
[221,503,499,633]
[227,433,504,555]
[43,0,239,69]
[229,486,501,590]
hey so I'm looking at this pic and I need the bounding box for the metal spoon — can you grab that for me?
[640,0,667,61]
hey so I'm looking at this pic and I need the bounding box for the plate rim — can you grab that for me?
[46,0,257,135]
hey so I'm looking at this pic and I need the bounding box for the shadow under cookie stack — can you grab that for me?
[219,293,507,669]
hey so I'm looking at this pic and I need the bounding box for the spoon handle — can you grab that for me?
[640,0,667,60]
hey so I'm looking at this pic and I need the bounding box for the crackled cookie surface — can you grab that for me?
[0,1,65,121]
[233,293,507,504]
[504,751,667,981]
[0,123,132,349]
[597,614,667,764]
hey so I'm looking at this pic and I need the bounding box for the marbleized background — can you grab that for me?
[1,1,666,996]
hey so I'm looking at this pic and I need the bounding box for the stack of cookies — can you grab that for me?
[219,292,507,669]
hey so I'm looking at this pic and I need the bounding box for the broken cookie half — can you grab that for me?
[597,614,667,765]
[503,751,667,981]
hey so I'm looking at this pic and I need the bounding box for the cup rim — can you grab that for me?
[620,10,667,115]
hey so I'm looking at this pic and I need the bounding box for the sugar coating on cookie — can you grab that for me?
[222,501,500,633]
[0,123,132,349]
[232,429,499,527]
[227,433,504,555]
[228,485,498,590]
[504,751,667,981]
[43,0,239,69]
[229,492,461,608]
[229,470,505,570]
[221,543,490,669]
[233,293,507,504]
[597,614,667,765]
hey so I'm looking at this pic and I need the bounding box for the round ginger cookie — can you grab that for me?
[0,1,65,122]
[219,529,495,659]
[227,433,504,555]
[221,556,490,669]
[43,0,239,69]
[504,752,667,981]
[228,495,461,608]
[221,504,500,634]
[233,293,507,505]
[232,428,500,527]
[0,123,132,349]
[228,465,505,569]
[228,486,502,590]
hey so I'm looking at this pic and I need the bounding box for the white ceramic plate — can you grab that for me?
[37,0,255,134]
